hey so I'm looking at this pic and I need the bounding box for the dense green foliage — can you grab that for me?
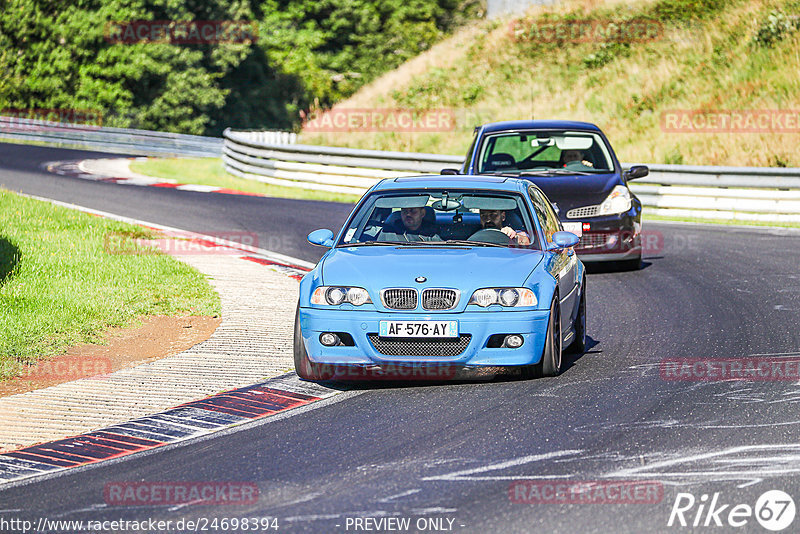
[0,0,480,135]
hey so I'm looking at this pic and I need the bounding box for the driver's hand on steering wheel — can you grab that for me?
[500,227,531,246]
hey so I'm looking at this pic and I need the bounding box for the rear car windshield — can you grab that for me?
[477,130,614,174]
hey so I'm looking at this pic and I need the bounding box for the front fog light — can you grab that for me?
[320,332,340,346]
[503,334,524,348]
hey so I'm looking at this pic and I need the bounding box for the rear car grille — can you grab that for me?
[421,289,459,310]
[381,288,417,310]
[578,232,611,249]
[367,334,472,357]
[566,205,600,219]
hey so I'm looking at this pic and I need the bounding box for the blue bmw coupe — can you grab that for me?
[294,176,586,381]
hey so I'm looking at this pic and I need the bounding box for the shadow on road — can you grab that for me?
[0,237,20,285]
[585,259,654,274]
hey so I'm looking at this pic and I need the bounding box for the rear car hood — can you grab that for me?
[524,173,621,212]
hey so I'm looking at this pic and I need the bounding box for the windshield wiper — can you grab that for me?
[339,241,408,247]
[518,169,594,176]
[443,240,508,248]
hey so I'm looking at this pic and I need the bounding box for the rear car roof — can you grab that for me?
[478,120,602,133]
[374,175,529,192]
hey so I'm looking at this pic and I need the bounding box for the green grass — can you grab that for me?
[130,157,361,204]
[644,213,800,228]
[0,190,221,381]
[304,0,800,168]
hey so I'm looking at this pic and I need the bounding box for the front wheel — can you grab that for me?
[521,295,562,379]
[568,278,586,354]
[293,305,332,381]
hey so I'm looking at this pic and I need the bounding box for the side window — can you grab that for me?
[528,186,560,243]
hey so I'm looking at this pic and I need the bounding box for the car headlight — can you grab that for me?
[311,286,372,306]
[469,288,537,308]
[598,185,632,215]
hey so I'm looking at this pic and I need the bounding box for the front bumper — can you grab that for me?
[297,307,550,368]
[567,211,642,262]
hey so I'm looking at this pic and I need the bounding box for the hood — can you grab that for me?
[320,246,544,312]
[523,173,622,213]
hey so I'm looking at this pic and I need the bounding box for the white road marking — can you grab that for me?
[378,489,422,503]
[15,193,316,269]
[421,450,583,481]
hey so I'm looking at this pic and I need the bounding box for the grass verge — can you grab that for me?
[644,213,800,229]
[0,189,221,381]
[303,0,800,167]
[130,157,361,204]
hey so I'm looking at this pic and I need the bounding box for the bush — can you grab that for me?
[752,10,800,47]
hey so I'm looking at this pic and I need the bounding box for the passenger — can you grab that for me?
[479,209,531,246]
[378,206,441,242]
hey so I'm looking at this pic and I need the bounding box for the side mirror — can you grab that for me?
[440,168,459,175]
[307,229,335,248]
[549,231,580,250]
[624,165,649,181]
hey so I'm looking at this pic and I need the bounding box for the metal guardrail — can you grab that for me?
[223,129,800,222]
[0,115,224,157]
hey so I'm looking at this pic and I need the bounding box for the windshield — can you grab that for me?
[476,130,614,174]
[338,189,540,250]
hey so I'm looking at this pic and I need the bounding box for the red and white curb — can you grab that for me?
[0,195,331,485]
[0,375,341,485]
[47,158,273,198]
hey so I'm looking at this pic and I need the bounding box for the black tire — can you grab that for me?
[521,295,562,379]
[293,305,331,381]
[569,278,586,354]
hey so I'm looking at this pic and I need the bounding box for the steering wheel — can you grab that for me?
[468,228,511,245]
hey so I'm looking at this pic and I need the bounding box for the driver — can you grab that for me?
[479,210,531,246]
[560,149,593,168]
[378,206,440,242]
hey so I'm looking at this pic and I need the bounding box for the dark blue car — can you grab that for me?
[453,120,649,269]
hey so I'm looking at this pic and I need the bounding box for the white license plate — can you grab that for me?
[562,222,583,237]
[379,321,458,338]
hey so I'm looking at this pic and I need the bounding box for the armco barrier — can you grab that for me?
[223,128,800,222]
[0,115,228,158]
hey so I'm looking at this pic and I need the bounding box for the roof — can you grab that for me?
[372,174,529,192]
[478,120,602,133]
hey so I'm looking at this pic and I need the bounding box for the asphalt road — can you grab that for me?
[2,142,800,533]
[0,143,354,263]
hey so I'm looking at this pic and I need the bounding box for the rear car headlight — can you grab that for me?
[598,185,632,216]
[469,288,537,308]
[311,286,372,306]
